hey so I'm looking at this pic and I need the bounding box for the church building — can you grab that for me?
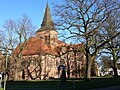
[14,3,66,80]
[12,3,99,80]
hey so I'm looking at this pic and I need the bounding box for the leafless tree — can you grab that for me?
[100,56,111,72]
[100,8,120,77]
[55,43,85,78]
[0,15,36,80]
[55,44,73,78]
[0,20,18,82]
[14,15,36,80]
[54,0,120,80]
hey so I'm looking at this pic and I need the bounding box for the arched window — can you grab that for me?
[45,36,47,43]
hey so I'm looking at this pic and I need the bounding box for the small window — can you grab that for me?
[45,36,47,43]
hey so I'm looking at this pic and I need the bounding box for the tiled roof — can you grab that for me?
[14,36,84,57]
[14,37,57,56]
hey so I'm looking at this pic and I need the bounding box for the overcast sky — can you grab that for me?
[0,0,61,31]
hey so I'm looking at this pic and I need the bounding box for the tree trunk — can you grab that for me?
[85,53,92,80]
[67,63,70,78]
[113,67,118,77]
[66,54,70,78]
[110,65,118,77]
[26,68,34,80]
[86,54,95,81]
[112,50,118,77]
[113,59,118,77]
[22,69,25,79]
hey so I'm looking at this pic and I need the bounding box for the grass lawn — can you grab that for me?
[0,88,3,90]
[3,77,120,90]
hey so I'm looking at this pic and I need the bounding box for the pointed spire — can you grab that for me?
[40,2,55,30]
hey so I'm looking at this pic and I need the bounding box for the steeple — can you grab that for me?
[36,2,58,47]
[39,2,55,31]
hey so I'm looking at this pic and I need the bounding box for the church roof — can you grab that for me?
[14,37,84,56]
[37,2,56,32]
[14,37,57,56]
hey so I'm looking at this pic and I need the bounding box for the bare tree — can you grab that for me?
[0,15,36,80]
[55,43,85,78]
[0,20,18,89]
[55,44,73,78]
[0,20,17,83]
[14,15,36,80]
[100,56,111,74]
[2,20,18,50]
[54,0,120,80]
[100,8,120,77]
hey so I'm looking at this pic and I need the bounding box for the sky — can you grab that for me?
[0,0,75,44]
[0,0,61,31]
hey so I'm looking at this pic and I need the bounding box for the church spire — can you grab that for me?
[40,2,55,30]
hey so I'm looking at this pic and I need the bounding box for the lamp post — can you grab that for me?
[3,47,8,90]
[0,46,12,90]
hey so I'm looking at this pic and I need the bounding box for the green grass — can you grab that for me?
[0,88,3,90]
[5,77,120,90]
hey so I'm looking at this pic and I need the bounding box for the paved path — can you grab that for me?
[93,86,120,90]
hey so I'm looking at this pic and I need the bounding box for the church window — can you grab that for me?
[45,36,47,43]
